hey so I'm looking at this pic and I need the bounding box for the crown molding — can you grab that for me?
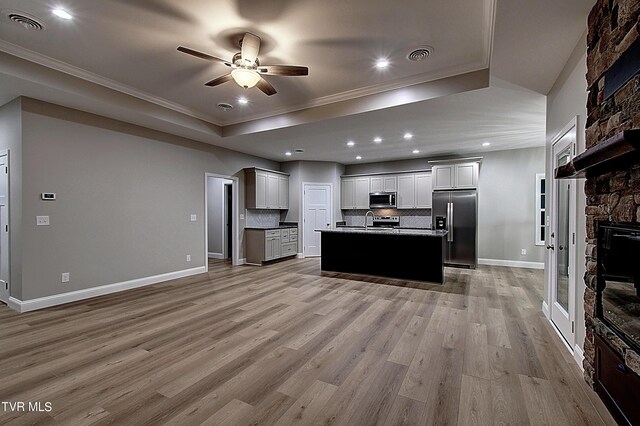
[0,39,222,126]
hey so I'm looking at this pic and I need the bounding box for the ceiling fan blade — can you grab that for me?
[177,46,231,66]
[204,74,234,87]
[257,65,309,76]
[241,32,261,65]
[256,77,277,96]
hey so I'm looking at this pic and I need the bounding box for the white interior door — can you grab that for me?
[303,184,331,257]
[0,151,8,303]
[550,128,576,348]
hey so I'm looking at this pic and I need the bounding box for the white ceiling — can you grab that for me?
[0,0,594,164]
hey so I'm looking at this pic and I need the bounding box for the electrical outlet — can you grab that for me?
[190,214,197,222]
[36,216,50,226]
[186,254,191,262]
[521,249,527,255]
[61,272,69,283]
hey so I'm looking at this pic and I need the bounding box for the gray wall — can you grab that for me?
[0,98,23,299]
[344,158,430,175]
[281,161,344,252]
[10,98,278,300]
[477,147,545,263]
[207,177,231,256]
[545,33,588,349]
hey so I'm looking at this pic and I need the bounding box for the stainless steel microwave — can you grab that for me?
[369,192,397,208]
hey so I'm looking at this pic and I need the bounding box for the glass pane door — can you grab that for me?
[555,147,572,312]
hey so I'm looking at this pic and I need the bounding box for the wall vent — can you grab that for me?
[407,46,432,62]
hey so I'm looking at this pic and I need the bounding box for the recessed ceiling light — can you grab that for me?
[412,149,420,154]
[373,137,382,143]
[52,8,72,20]
[482,142,491,147]
[404,133,413,140]
[356,156,362,160]
[238,97,248,105]
[347,140,355,147]
[375,59,389,69]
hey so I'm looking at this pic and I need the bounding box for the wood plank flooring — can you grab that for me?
[0,259,615,425]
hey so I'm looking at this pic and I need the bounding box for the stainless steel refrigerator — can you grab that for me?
[432,190,477,268]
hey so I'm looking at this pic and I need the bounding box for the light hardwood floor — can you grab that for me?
[0,259,615,425]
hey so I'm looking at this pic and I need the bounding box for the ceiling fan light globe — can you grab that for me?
[231,68,261,89]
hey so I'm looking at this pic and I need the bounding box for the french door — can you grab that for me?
[550,125,576,348]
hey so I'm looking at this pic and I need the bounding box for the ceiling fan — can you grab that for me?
[178,32,309,96]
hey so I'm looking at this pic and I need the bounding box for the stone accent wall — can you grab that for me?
[583,0,640,386]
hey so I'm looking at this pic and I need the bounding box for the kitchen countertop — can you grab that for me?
[245,225,298,230]
[317,227,447,237]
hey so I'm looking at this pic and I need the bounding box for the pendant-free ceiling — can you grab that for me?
[178,32,309,96]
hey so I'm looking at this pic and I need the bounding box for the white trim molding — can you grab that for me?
[208,252,224,259]
[478,258,544,270]
[574,344,585,371]
[8,266,206,313]
[542,301,550,319]
[297,253,304,259]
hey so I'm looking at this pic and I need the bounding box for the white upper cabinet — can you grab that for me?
[370,175,397,193]
[245,168,289,210]
[415,173,433,208]
[341,177,370,209]
[278,175,289,209]
[397,175,416,209]
[432,162,478,190]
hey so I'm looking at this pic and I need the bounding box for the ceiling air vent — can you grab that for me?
[2,10,45,31]
[407,46,432,62]
[217,103,234,111]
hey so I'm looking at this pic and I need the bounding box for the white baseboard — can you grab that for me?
[542,301,550,319]
[208,252,224,259]
[8,266,206,313]
[478,258,544,270]
[574,344,585,371]
[297,253,304,259]
[239,258,247,265]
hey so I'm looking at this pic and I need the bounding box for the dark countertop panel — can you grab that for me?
[245,225,298,230]
[317,228,447,237]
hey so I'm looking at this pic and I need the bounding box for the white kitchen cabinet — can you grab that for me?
[432,163,478,190]
[341,177,369,209]
[370,175,397,193]
[397,175,416,209]
[246,227,298,264]
[415,173,433,208]
[245,168,289,210]
[278,175,289,209]
[455,163,478,189]
[354,177,370,209]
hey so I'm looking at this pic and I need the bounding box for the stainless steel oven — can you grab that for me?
[369,192,396,208]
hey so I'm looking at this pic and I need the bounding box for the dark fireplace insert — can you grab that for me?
[597,222,640,353]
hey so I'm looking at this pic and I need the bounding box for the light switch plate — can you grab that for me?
[61,272,69,283]
[190,214,197,222]
[186,254,191,262]
[36,216,50,226]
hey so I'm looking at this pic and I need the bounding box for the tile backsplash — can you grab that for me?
[343,209,432,228]
[246,209,280,227]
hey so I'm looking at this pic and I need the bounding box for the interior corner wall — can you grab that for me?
[477,147,546,264]
[17,98,278,301]
[281,160,344,253]
[0,98,23,300]
[545,32,588,349]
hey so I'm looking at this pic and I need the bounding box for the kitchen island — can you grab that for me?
[317,228,447,284]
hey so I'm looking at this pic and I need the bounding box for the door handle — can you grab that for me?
[546,244,555,250]
[558,245,564,250]
[446,202,453,242]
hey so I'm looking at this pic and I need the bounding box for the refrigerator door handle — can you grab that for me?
[447,202,453,242]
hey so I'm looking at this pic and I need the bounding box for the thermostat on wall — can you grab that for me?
[41,193,56,200]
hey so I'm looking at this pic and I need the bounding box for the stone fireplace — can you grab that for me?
[581,0,640,423]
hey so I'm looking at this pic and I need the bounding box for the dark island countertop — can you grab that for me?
[316,227,447,237]
[245,224,298,230]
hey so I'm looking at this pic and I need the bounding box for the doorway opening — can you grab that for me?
[0,150,7,305]
[205,174,239,270]
[302,183,332,258]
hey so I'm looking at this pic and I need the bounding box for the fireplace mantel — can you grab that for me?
[555,130,640,179]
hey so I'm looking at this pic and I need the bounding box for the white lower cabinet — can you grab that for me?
[246,228,298,264]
